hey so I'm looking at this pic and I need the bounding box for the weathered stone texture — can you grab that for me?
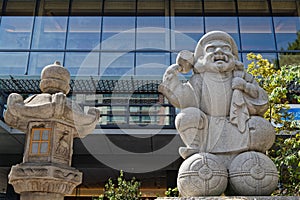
[159,31,278,196]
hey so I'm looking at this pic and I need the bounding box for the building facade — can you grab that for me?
[0,0,299,199]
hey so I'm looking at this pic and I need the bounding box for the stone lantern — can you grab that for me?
[4,61,100,200]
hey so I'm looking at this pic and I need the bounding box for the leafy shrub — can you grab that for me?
[95,170,141,200]
[247,53,300,195]
[165,187,179,197]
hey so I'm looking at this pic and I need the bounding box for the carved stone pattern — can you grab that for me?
[14,167,48,177]
[177,153,228,197]
[9,164,82,194]
[10,179,77,195]
[54,130,70,159]
[228,151,279,195]
[53,169,81,183]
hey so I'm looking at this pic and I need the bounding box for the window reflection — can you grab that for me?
[0,52,28,75]
[4,0,35,16]
[240,17,275,50]
[102,17,135,50]
[171,16,203,51]
[32,17,68,49]
[205,17,240,50]
[136,52,170,75]
[238,0,270,16]
[137,17,170,50]
[204,0,236,16]
[100,52,134,76]
[274,17,300,50]
[71,0,102,16]
[65,52,99,75]
[0,17,34,49]
[171,0,202,16]
[104,0,135,16]
[37,0,70,16]
[137,0,166,16]
[67,17,101,50]
[28,52,64,75]
[271,0,299,16]
[278,53,300,67]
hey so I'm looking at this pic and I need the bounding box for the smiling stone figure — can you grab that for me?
[159,31,278,196]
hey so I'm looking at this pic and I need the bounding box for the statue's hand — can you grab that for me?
[232,77,258,98]
[232,77,246,91]
[88,107,101,119]
[163,64,180,82]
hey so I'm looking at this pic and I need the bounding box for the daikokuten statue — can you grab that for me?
[159,31,278,196]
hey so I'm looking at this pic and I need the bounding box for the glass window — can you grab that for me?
[278,53,300,67]
[137,17,170,50]
[107,116,126,125]
[101,17,135,50]
[239,17,275,51]
[204,0,236,16]
[30,128,51,155]
[0,17,34,49]
[100,52,134,76]
[4,0,36,16]
[205,17,240,50]
[137,0,166,16]
[136,52,170,75]
[238,0,270,16]
[171,0,202,16]
[67,17,101,50]
[31,143,39,154]
[274,17,300,50]
[28,52,64,75]
[104,0,135,16]
[64,52,99,75]
[42,130,49,140]
[32,17,68,49]
[40,142,48,153]
[0,52,28,75]
[37,0,69,16]
[33,130,40,140]
[271,0,299,16]
[171,16,203,51]
[242,53,277,68]
[71,0,102,16]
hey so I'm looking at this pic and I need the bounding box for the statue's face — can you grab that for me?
[198,40,236,73]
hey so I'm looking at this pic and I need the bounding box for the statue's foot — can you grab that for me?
[179,147,199,159]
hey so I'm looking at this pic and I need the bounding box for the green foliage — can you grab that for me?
[247,53,300,196]
[246,53,300,132]
[165,187,179,197]
[95,171,141,200]
[269,133,300,196]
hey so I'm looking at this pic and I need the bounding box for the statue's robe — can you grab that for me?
[159,71,268,153]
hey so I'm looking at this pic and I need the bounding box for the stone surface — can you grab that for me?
[159,31,278,196]
[4,61,100,200]
[9,163,82,195]
[228,152,279,196]
[177,153,228,196]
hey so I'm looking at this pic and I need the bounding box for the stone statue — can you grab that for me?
[159,31,278,196]
[4,61,100,200]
